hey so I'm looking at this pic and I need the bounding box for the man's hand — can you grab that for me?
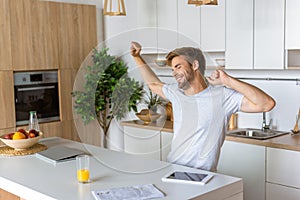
[206,69,231,86]
[130,41,142,57]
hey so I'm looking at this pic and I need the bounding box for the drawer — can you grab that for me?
[267,147,300,188]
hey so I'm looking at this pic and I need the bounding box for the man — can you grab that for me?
[130,41,275,172]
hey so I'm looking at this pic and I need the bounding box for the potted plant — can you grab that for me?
[142,89,164,113]
[135,88,166,124]
[72,48,144,147]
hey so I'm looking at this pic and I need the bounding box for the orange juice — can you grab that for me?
[77,169,89,182]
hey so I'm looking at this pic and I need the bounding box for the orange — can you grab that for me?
[12,132,26,140]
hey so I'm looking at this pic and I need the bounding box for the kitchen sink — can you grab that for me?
[227,128,290,140]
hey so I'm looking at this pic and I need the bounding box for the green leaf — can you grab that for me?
[72,47,143,134]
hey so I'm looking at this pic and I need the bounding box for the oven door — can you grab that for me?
[15,83,60,125]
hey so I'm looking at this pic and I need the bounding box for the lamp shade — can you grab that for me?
[103,0,126,16]
[188,0,218,6]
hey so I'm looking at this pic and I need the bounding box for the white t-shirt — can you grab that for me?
[162,84,243,171]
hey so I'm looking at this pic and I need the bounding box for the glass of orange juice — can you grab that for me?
[76,155,90,183]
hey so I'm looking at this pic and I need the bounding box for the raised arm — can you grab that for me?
[207,69,275,113]
[130,41,166,98]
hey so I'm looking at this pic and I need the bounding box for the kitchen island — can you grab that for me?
[0,137,243,200]
[121,120,300,200]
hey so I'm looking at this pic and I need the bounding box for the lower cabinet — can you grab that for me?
[218,140,266,200]
[266,147,300,200]
[161,131,173,161]
[124,126,161,160]
[123,126,173,161]
[266,182,300,200]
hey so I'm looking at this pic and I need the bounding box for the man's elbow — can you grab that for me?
[262,98,276,112]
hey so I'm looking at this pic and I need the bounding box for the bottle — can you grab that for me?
[28,111,40,131]
[228,113,237,130]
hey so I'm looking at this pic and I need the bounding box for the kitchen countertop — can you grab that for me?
[121,120,300,152]
[0,137,242,200]
[121,120,173,133]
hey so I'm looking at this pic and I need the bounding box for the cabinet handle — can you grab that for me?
[17,85,55,92]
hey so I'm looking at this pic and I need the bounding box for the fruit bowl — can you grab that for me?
[136,109,161,124]
[0,132,43,151]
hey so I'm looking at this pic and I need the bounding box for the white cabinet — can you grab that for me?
[123,126,173,161]
[177,0,226,52]
[136,0,157,53]
[218,140,266,200]
[161,131,173,162]
[266,147,300,199]
[285,0,300,49]
[177,0,201,47]
[254,0,285,69]
[157,0,178,53]
[225,0,253,69]
[200,0,225,52]
[123,126,161,160]
[266,183,300,200]
[226,0,285,70]
[285,0,300,69]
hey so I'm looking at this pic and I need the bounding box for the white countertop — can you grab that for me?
[0,137,242,200]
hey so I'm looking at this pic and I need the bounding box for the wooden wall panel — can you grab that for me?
[0,71,15,129]
[39,121,62,138]
[0,0,12,70]
[10,0,59,70]
[61,120,81,142]
[59,69,78,121]
[57,3,97,69]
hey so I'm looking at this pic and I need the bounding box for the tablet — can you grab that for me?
[161,171,214,185]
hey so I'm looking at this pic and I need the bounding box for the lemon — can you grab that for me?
[12,132,26,140]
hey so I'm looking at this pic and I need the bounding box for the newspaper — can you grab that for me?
[91,184,165,200]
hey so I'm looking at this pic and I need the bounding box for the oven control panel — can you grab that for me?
[14,71,58,86]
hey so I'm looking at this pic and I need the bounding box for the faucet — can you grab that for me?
[262,112,272,131]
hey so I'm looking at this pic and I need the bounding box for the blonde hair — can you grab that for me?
[166,47,206,75]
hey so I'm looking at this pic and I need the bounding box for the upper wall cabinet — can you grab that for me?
[136,0,178,54]
[254,0,285,69]
[226,0,253,69]
[285,0,300,49]
[200,0,225,52]
[157,0,178,53]
[226,0,285,70]
[9,0,97,71]
[0,0,12,70]
[10,0,59,71]
[56,3,97,69]
[178,0,201,47]
[136,0,157,53]
[285,0,300,69]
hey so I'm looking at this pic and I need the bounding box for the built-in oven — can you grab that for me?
[14,71,60,126]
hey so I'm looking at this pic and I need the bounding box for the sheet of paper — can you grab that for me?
[91,184,165,200]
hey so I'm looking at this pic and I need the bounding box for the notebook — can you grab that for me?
[36,146,85,165]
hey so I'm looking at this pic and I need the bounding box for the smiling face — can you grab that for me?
[171,56,195,90]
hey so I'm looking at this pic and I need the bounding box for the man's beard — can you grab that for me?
[178,78,191,90]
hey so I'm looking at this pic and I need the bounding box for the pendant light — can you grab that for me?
[188,0,218,6]
[103,0,126,16]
